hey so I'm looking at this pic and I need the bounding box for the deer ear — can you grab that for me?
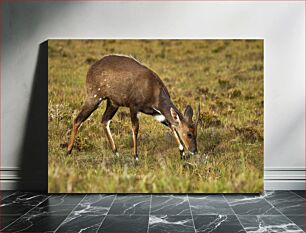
[184,105,193,123]
[170,107,181,124]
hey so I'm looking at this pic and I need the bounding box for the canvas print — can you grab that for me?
[48,39,263,193]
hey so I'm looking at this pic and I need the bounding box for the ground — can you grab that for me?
[48,39,263,193]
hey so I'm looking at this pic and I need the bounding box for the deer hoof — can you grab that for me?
[180,150,185,160]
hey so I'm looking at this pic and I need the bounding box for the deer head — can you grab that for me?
[170,103,200,154]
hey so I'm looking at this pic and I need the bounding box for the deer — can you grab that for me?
[67,54,200,160]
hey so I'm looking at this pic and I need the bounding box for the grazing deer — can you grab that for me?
[67,55,200,160]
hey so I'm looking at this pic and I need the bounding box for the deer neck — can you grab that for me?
[156,99,183,127]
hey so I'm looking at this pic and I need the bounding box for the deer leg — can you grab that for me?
[130,109,139,161]
[171,127,185,160]
[67,99,99,154]
[101,100,119,155]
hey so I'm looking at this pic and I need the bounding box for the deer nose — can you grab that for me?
[190,147,197,154]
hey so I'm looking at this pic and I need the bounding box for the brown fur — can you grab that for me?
[67,54,199,159]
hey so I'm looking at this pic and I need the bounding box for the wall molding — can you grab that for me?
[1,167,305,190]
[0,167,46,190]
[0,167,21,171]
[264,169,305,189]
[264,167,306,171]
[264,168,305,181]
[264,180,305,190]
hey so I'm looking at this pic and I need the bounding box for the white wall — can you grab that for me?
[1,1,304,190]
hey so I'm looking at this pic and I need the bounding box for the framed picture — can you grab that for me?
[48,39,263,193]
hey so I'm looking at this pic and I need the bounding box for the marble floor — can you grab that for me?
[0,191,304,232]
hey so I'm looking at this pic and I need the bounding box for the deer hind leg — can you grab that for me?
[67,99,100,154]
[130,109,139,161]
[101,100,119,155]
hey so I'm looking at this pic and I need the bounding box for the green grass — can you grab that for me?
[48,39,264,193]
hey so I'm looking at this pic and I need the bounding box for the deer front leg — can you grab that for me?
[130,109,139,161]
[171,127,185,160]
[102,101,119,156]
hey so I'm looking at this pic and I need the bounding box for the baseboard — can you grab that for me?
[264,168,305,180]
[264,180,305,190]
[264,167,305,190]
[0,168,21,190]
[0,180,20,190]
[0,167,46,191]
[0,167,305,191]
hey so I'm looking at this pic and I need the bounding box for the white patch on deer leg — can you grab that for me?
[153,107,162,114]
[135,157,139,161]
[179,144,184,151]
[154,114,166,122]
[115,152,120,157]
[106,120,111,131]
[106,120,115,148]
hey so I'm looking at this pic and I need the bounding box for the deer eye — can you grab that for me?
[187,132,193,139]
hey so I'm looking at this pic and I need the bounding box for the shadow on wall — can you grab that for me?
[17,41,48,191]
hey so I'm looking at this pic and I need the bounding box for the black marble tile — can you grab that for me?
[29,203,78,216]
[51,194,86,205]
[189,195,234,215]
[264,191,304,215]
[27,195,83,216]
[238,215,303,232]
[54,195,114,232]
[291,191,305,199]
[0,215,23,231]
[1,194,82,232]
[80,194,115,206]
[151,195,191,216]
[73,194,115,215]
[264,190,303,200]
[2,214,67,232]
[0,192,48,215]
[149,215,194,232]
[286,215,305,230]
[193,215,245,232]
[98,215,149,232]
[56,214,105,232]
[3,192,48,203]
[0,191,15,201]
[0,191,304,233]
[224,194,280,215]
[108,195,150,215]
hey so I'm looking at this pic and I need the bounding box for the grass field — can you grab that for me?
[48,39,263,193]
